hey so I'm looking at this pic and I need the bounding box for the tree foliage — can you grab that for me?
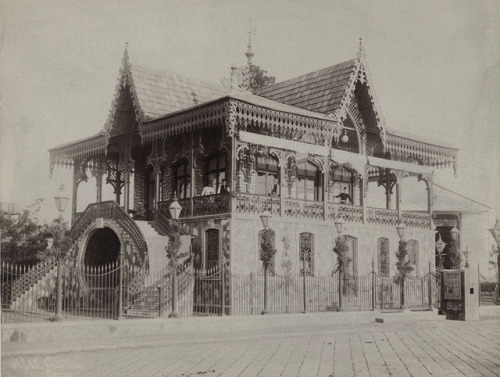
[448,239,462,270]
[260,229,276,269]
[38,217,72,261]
[333,236,351,274]
[249,64,276,91]
[393,240,414,284]
[0,199,47,264]
[165,221,187,265]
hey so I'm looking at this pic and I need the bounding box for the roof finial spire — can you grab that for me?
[122,41,130,69]
[357,37,366,60]
[245,19,257,65]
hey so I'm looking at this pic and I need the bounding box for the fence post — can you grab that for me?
[302,257,307,313]
[52,256,65,322]
[371,258,376,311]
[158,287,162,317]
[421,276,425,308]
[428,259,433,311]
[117,250,124,320]
[221,264,226,316]
[478,262,481,307]
[338,270,343,311]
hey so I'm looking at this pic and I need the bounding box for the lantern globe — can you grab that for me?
[335,217,345,235]
[396,222,406,240]
[169,196,182,220]
[450,226,459,241]
[260,210,271,229]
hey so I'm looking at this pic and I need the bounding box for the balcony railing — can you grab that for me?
[401,211,431,229]
[328,203,364,223]
[283,198,324,220]
[366,207,400,226]
[233,193,280,216]
[156,193,431,229]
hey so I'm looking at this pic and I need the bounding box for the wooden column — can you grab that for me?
[71,162,78,225]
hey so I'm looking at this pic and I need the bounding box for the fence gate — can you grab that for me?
[193,266,229,316]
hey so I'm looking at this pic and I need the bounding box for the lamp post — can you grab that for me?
[260,210,272,315]
[168,194,182,318]
[435,233,446,270]
[52,182,69,322]
[449,226,461,269]
[396,222,408,311]
[488,217,500,304]
[334,217,345,311]
[54,182,69,220]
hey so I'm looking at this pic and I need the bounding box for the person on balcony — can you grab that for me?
[202,184,215,196]
[218,179,230,194]
[336,187,352,204]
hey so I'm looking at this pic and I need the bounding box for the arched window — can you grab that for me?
[377,237,390,277]
[330,165,354,204]
[407,240,418,277]
[256,155,279,196]
[205,154,227,193]
[299,232,314,276]
[173,159,190,199]
[292,160,322,201]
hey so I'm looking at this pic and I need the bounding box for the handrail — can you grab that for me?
[10,258,56,300]
[151,207,174,236]
[69,201,148,259]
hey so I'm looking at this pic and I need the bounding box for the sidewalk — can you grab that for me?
[2,310,445,357]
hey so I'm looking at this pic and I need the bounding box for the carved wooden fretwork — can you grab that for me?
[331,42,387,149]
[106,159,124,195]
[104,46,146,137]
[386,133,458,173]
[346,97,367,154]
[49,132,108,177]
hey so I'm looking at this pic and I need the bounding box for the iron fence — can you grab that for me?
[2,257,439,323]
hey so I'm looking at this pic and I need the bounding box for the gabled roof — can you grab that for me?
[254,59,356,115]
[103,47,226,134]
[432,183,491,214]
[128,63,227,119]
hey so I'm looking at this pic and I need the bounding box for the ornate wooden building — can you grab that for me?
[49,43,458,311]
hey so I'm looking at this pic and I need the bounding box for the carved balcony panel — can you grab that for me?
[401,211,431,229]
[192,195,230,217]
[283,198,324,220]
[233,193,280,216]
[328,203,363,224]
[366,207,399,227]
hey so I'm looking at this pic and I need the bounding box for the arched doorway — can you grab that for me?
[84,228,121,266]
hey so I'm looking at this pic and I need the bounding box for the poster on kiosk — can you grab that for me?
[441,269,479,321]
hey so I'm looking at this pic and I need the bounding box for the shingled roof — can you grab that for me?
[127,63,227,119]
[254,59,356,115]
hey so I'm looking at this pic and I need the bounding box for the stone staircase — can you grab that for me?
[123,260,193,318]
[134,220,169,274]
[7,259,58,311]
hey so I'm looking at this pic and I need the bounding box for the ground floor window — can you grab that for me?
[299,232,314,275]
[377,237,390,277]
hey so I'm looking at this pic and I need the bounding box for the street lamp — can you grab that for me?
[260,210,273,315]
[435,233,446,270]
[54,182,69,219]
[168,194,182,318]
[488,217,500,304]
[396,222,406,240]
[396,222,408,311]
[334,217,345,311]
[260,210,271,229]
[335,217,345,236]
[462,246,470,269]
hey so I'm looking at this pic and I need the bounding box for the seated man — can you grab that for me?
[335,187,352,204]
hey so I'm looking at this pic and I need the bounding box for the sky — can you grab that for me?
[1,1,499,227]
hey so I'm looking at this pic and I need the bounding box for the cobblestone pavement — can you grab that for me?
[2,319,500,377]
